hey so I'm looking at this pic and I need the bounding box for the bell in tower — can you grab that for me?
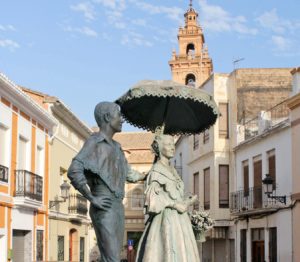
[169,0,213,87]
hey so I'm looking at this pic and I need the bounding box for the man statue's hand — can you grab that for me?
[91,196,112,211]
[140,172,148,181]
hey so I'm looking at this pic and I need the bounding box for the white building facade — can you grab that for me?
[232,107,292,261]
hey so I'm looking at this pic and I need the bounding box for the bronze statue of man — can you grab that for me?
[68,102,145,262]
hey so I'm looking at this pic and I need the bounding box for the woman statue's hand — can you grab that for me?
[173,202,188,213]
[185,195,198,206]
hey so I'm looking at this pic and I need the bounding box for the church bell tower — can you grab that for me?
[169,0,213,87]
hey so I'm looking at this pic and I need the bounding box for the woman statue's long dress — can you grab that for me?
[136,134,200,262]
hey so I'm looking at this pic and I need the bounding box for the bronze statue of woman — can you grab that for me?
[136,133,200,262]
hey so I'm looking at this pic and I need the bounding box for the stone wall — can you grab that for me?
[230,68,292,123]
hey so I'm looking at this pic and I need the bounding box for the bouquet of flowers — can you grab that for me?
[189,210,213,242]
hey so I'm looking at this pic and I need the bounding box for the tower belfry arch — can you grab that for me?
[169,1,213,87]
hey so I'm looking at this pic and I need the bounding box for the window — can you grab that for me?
[186,43,195,55]
[193,172,199,210]
[253,157,262,208]
[35,146,44,176]
[185,74,196,86]
[268,150,276,190]
[269,228,277,262]
[131,188,144,209]
[243,160,249,197]
[193,134,199,150]
[0,125,9,183]
[203,129,209,144]
[80,237,85,262]
[219,103,229,138]
[240,229,247,262]
[57,236,64,261]
[0,125,8,166]
[219,165,229,208]
[36,230,44,261]
[204,168,210,210]
[18,136,29,170]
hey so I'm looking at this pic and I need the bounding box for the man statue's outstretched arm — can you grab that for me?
[126,164,147,183]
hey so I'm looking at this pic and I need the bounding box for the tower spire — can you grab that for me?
[189,0,193,8]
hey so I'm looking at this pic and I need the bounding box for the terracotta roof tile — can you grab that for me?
[114,131,155,164]
[114,131,154,150]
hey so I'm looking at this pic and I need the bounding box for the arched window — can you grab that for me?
[131,188,144,209]
[186,43,195,56]
[185,74,196,87]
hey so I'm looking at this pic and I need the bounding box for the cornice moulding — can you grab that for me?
[0,73,57,131]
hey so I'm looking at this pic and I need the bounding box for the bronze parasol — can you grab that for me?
[116,80,219,135]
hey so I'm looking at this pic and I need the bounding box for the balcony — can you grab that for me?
[230,186,283,216]
[68,193,88,221]
[0,164,9,183]
[14,170,43,209]
[237,100,290,143]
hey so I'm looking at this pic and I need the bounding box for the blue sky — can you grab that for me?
[1,0,299,130]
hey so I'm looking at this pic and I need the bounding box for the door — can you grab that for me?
[252,241,264,262]
[69,229,78,261]
[12,230,32,262]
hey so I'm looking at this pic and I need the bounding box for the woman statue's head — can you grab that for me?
[151,134,175,162]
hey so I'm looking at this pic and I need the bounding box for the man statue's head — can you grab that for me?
[94,102,123,132]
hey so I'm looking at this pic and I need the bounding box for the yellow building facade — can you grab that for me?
[22,88,94,262]
[0,73,56,262]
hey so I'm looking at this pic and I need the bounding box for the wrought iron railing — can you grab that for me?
[14,170,43,201]
[69,193,88,216]
[238,100,290,142]
[0,164,9,183]
[230,186,280,213]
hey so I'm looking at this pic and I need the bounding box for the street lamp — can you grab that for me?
[49,180,71,208]
[262,174,286,205]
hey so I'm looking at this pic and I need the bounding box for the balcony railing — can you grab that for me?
[230,186,281,214]
[69,193,88,216]
[238,100,290,142]
[0,164,9,183]
[14,170,43,201]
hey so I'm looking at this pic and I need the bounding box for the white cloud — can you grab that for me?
[93,0,126,11]
[0,39,20,51]
[0,24,16,31]
[256,9,297,34]
[121,31,153,47]
[64,26,98,37]
[106,10,127,29]
[130,0,183,23]
[93,0,127,29]
[71,2,96,21]
[198,0,257,35]
[271,35,292,51]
